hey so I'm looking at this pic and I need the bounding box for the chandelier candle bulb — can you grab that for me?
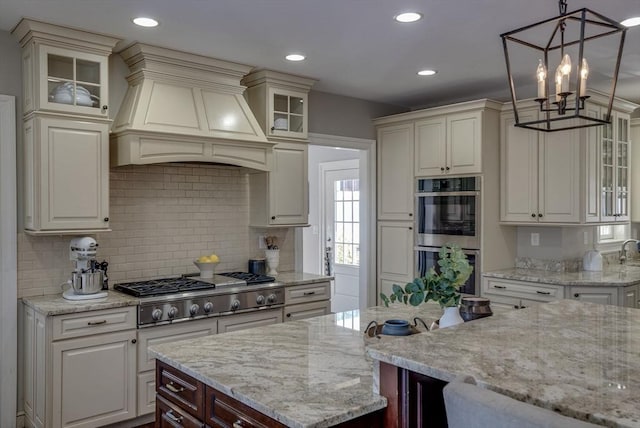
[580,58,589,97]
[555,67,563,102]
[536,59,547,98]
[560,54,571,93]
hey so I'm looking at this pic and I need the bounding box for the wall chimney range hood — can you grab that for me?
[110,43,274,170]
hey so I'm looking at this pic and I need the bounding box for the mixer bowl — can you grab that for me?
[71,271,104,294]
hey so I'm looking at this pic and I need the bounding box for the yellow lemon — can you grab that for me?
[198,256,211,263]
[209,254,219,263]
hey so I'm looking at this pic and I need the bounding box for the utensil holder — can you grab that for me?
[264,249,280,275]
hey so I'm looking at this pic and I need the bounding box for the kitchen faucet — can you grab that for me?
[619,239,640,264]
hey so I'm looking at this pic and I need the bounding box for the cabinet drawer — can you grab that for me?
[156,394,203,428]
[157,360,205,420]
[482,278,563,302]
[284,300,331,322]
[205,385,286,428]
[52,306,136,340]
[285,281,331,304]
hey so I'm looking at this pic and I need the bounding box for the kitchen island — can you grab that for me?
[148,304,444,427]
[368,299,640,427]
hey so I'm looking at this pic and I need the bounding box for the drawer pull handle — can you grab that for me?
[165,410,183,424]
[493,285,507,289]
[233,420,247,428]
[536,291,551,295]
[87,320,107,326]
[165,382,185,393]
[303,291,316,296]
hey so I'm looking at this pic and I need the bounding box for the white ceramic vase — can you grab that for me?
[264,249,280,275]
[439,306,465,328]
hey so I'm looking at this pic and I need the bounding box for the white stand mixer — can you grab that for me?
[63,237,109,300]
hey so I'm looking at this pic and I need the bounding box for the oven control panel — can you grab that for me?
[138,288,285,326]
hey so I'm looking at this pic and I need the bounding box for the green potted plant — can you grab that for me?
[380,244,473,327]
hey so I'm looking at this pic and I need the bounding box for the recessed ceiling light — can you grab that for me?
[394,12,423,23]
[132,17,159,28]
[285,54,306,62]
[417,69,437,76]
[621,16,640,27]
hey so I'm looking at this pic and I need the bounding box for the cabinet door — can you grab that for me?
[500,110,539,222]
[34,116,109,232]
[584,105,601,222]
[569,287,617,306]
[539,127,581,223]
[52,330,136,428]
[284,300,331,321]
[447,111,482,174]
[415,117,446,176]
[217,309,283,333]
[269,142,308,225]
[622,285,639,308]
[267,87,308,139]
[615,112,630,221]
[377,222,414,302]
[378,124,414,220]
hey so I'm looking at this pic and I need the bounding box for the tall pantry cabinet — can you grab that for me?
[374,99,516,301]
[12,19,119,235]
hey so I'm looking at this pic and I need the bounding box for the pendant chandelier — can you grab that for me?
[501,0,627,132]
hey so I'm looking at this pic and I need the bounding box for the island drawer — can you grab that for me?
[52,306,136,340]
[205,385,286,428]
[285,281,331,304]
[156,360,205,419]
[482,278,563,302]
[157,394,203,428]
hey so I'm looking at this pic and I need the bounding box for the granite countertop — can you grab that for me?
[367,299,640,428]
[148,303,446,428]
[274,271,333,285]
[482,265,640,287]
[22,290,139,316]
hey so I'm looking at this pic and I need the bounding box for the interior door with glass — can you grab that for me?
[324,163,360,313]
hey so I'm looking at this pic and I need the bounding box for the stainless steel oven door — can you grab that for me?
[415,246,480,296]
[416,190,480,249]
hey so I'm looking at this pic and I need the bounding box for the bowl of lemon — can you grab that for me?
[194,254,219,278]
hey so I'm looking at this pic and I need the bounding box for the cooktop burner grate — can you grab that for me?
[114,278,215,297]
[219,272,275,284]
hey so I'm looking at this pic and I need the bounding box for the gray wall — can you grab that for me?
[309,91,407,140]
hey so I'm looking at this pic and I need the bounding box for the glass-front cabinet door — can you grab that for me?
[600,111,630,222]
[268,87,308,139]
[39,45,109,116]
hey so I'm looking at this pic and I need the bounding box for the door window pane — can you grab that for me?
[333,179,360,267]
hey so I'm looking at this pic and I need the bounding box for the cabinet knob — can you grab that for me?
[271,216,276,220]
[102,105,108,112]
[270,126,275,131]
[574,293,580,298]
[409,226,413,230]
[131,338,137,344]
[538,213,543,218]
[531,213,536,218]
[286,313,291,318]
[445,166,450,171]
[103,217,109,222]
[440,167,445,171]
[409,213,413,217]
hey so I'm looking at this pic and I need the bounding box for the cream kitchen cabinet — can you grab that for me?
[242,69,316,141]
[632,119,640,222]
[415,111,482,176]
[598,110,631,222]
[377,123,414,221]
[377,221,414,301]
[249,140,309,226]
[284,281,332,321]
[12,19,118,117]
[500,108,583,224]
[23,115,110,234]
[23,305,137,428]
[567,285,639,308]
[481,277,564,310]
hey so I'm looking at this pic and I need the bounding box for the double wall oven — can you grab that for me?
[415,176,481,295]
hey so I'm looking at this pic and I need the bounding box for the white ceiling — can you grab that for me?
[1,0,639,109]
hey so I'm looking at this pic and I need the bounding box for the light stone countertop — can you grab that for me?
[148,303,447,428]
[482,265,640,287]
[367,299,640,428]
[274,271,333,285]
[22,290,139,316]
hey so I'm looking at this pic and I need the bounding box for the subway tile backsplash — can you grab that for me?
[17,163,294,298]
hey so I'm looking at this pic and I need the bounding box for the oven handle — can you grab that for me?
[416,191,480,197]
[415,246,480,256]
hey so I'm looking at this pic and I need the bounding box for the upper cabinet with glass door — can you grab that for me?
[243,69,317,141]
[600,109,631,222]
[12,19,119,117]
